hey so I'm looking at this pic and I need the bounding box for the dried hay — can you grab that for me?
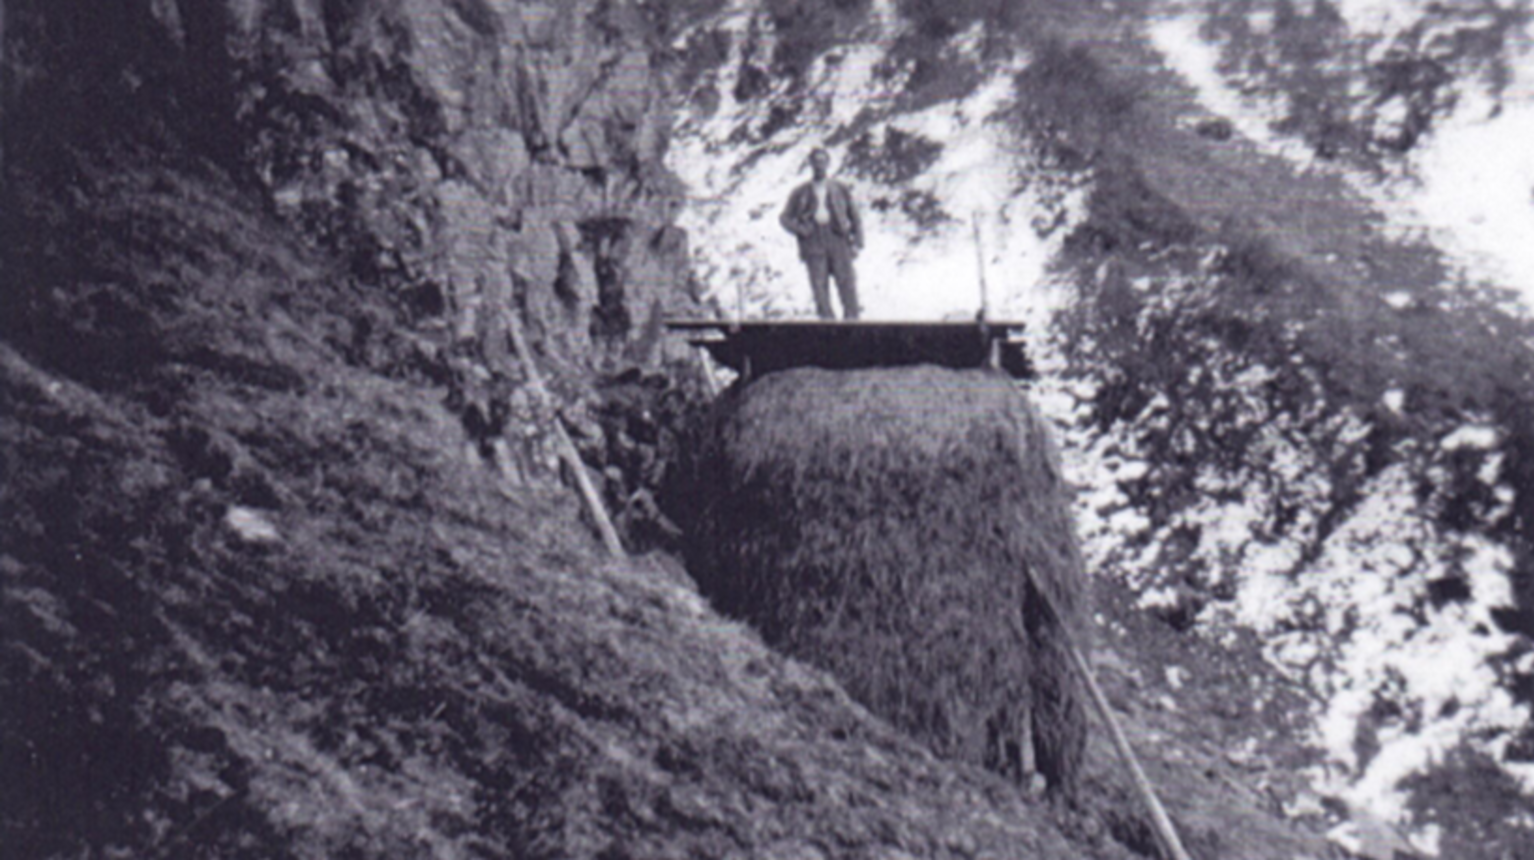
[680,365,1088,791]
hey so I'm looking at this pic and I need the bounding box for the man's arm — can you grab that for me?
[779,187,808,237]
[842,183,863,249]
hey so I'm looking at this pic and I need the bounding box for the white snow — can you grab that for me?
[1377,89,1534,313]
[1332,0,1442,35]
[1232,464,1530,823]
[1151,0,1534,314]
[1139,586,1181,609]
[667,8,1087,324]
[1441,424,1500,451]
[225,506,280,543]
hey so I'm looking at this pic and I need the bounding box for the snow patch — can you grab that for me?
[1332,0,1442,35]
[668,11,1087,324]
[225,506,280,543]
[1152,0,1534,315]
[1231,465,1529,820]
[1377,91,1534,314]
[1441,424,1499,451]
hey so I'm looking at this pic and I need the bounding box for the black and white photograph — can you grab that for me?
[3,1,1532,857]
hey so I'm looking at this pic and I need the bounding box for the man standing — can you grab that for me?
[780,148,863,320]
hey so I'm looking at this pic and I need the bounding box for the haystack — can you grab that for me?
[680,365,1088,791]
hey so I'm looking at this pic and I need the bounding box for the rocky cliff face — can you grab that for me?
[7,0,706,369]
[3,0,724,547]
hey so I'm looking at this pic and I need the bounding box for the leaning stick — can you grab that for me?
[1063,627,1192,860]
[501,307,626,559]
[1027,574,1193,860]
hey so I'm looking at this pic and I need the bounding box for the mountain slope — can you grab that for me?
[664,0,1534,855]
[0,1,1092,856]
[6,0,1529,856]
[1,1,1333,858]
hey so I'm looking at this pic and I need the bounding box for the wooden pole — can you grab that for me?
[1025,569,1193,860]
[735,277,745,332]
[1062,630,1193,860]
[972,212,989,323]
[500,307,627,559]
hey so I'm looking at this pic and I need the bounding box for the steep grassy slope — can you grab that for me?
[1001,6,1534,855]
[1036,7,1534,849]
[0,275,1088,858]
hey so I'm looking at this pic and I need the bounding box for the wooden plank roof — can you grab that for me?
[667,319,1034,380]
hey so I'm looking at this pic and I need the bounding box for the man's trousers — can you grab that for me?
[803,234,860,320]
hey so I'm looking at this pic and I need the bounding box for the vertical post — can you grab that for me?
[972,211,989,323]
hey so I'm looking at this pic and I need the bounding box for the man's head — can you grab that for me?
[809,148,831,180]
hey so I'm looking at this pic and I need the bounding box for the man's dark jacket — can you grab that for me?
[779,179,862,260]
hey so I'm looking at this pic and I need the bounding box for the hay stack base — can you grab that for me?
[682,365,1088,791]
